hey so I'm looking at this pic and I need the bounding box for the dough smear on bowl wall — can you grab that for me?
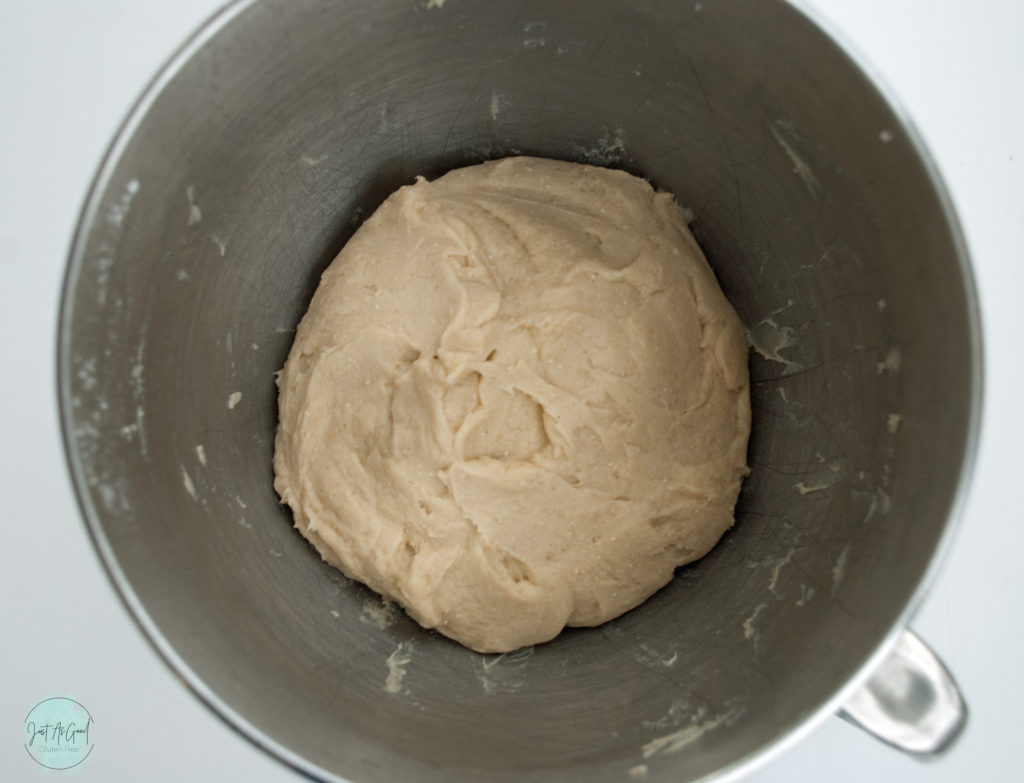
[273,156,751,653]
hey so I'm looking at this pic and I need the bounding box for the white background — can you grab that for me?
[1,1,1021,780]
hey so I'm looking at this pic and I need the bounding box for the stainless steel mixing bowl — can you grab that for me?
[58,1,981,781]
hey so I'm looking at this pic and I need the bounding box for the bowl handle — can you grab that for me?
[839,629,967,755]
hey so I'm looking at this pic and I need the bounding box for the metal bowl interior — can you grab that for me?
[59,1,981,781]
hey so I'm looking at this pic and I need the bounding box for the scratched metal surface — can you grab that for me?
[58,1,979,781]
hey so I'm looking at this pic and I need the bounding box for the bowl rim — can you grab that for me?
[55,1,985,781]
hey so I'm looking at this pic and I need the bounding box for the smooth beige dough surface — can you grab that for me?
[274,157,751,653]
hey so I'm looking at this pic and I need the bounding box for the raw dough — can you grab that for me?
[274,157,750,653]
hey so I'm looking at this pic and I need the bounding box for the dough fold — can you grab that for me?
[274,157,750,653]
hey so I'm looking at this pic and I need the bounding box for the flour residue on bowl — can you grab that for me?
[76,356,98,392]
[831,544,851,597]
[227,391,242,409]
[641,706,744,759]
[474,645,534,695]
[490,90,507,121]
[131,360,144,394]
[886,413,903,434]
[766,547,799,598]
[791,454,843,497]
[94,257,114,306]
[518,21,547,51]
[360,594,399,629]
[185,185,202,225]
[742,601,768,644]
[181,464,197,500]
[128,334,149,458]
[771,122,820,195]
[134,404,148,456]
[742,544,810,612]
[876,347,902,375]
[794,481,828,495]
[96,481,128,514]
[107,178,139,228]
[635,642,679,670]
[854,487,892,525]
[301,153,329,167]
[642,697,693,731]
[572,127,627,165]
[384,640,416,694]
[747,317,801,371]
[795,584,816,607]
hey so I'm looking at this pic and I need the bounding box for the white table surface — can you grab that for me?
[2,1,1021,780]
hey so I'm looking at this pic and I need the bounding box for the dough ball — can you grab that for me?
[274,157,750,653]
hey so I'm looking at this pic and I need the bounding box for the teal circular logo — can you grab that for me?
[24,697,94,770]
